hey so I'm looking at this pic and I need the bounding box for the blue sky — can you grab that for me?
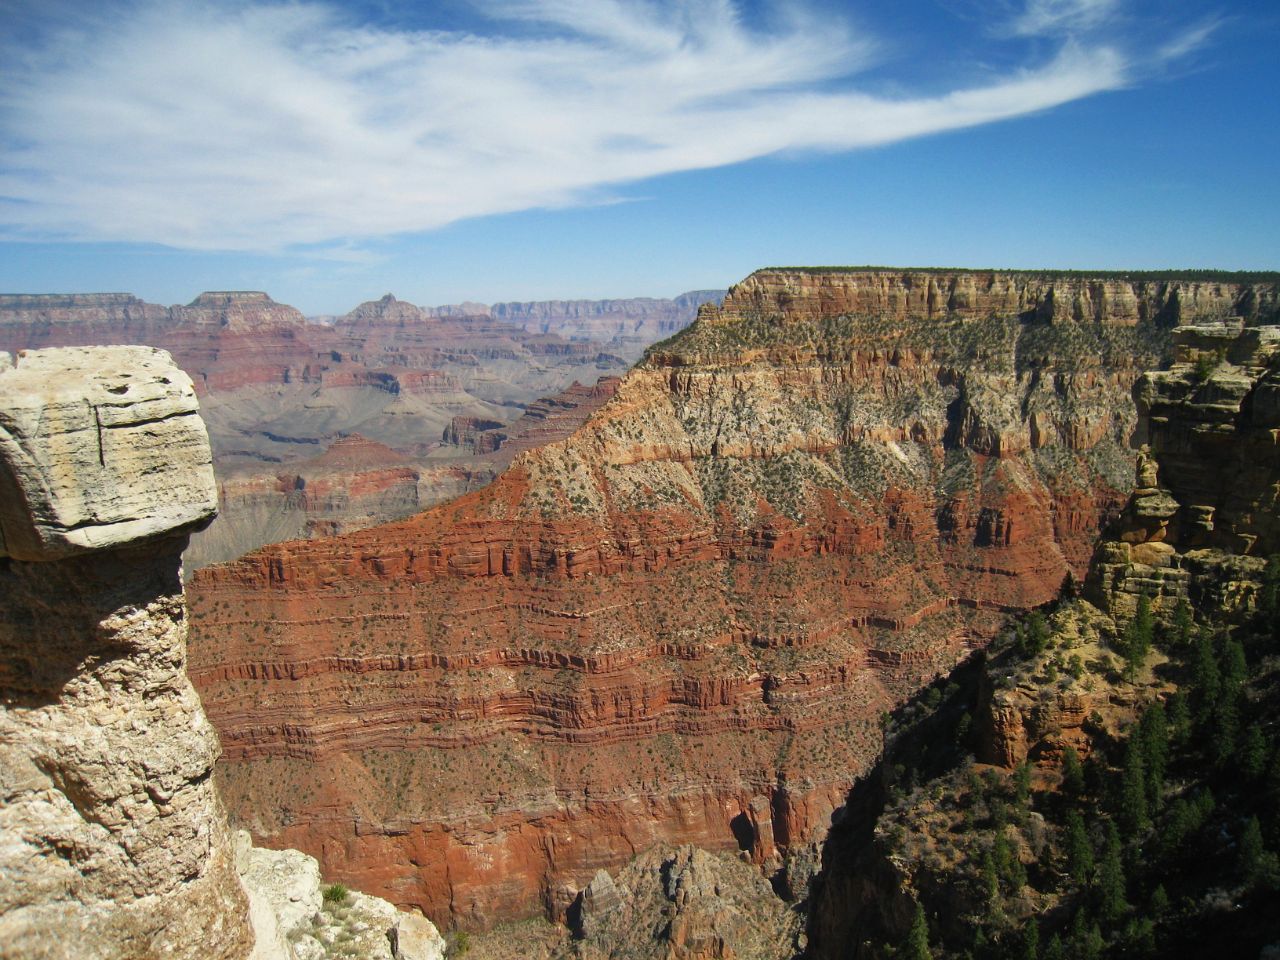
[0,0,1276,314]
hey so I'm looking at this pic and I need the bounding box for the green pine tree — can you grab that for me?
[1171,597,1194,648]
[1014,762,1033,807]
[1065,809,1094,881]
[1211,697,1241,769]
[1137,702,1168,810]
[1239,726,1268,781]
[1166,691,1191,746]
[1118,736,1149,835]
[980,850,1000,906]
[1097,823,1128,921]
[1222,636,1248,697]
[1061,744,1085,799]
[1124,917,1157,958]
[1191,628,1221,724]
[1238,815,1278,887]
[1021,920,1039,960]
[904,902,932,960]
[1020,611,1051,657]
[1122,595,1155,681]
[1149,884,1169,915]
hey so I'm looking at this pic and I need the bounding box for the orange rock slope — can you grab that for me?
[187,268,1279,930]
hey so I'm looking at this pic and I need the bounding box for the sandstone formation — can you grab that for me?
[1088,319,1280,620]
[236,836,445,960]
[718,269,1279,327]
[0,347,252,959]
[0,347,216,559]
[181,269,1277,930]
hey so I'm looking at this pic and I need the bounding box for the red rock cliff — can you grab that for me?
[187,268,1272,930]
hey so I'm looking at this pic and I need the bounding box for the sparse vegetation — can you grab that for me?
[850,562,1280,959]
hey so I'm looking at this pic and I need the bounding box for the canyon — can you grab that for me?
[185,268,1280,934]
[806,317,1280,959]
[0,290,712,569]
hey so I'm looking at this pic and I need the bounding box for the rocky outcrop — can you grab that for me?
[0,347,217,559]
[183,268,1257,930]
[0,347,252,959]
[973,603,1167,771]
[0,346,446,959]
[567,846,800,960]
[236,836,445,960]
[1088,320,1280,620]
[443,417,508,452]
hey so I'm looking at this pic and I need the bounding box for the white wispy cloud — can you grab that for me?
[1008,0,1120,37]
[0,0,1209,251]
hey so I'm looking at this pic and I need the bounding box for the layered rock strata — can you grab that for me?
[0,347,253,959]
[427,291,723,357]
[188,269,1268,930]
[1088,320,1280,619]
[189,377,622,569]
[719,269,1279,326]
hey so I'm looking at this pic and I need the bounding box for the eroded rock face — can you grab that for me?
[184,269,1246,929]
[1088,321,1280,620]
[0,347,251,959]
[236,836,445,960]
[715,269,1279,327]
[567,845,800,960]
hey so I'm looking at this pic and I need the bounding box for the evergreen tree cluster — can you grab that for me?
[882,572,1280,960]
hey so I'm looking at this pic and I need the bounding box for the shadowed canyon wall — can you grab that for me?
[187,269,1280,930]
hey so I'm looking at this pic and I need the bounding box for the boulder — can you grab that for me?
[0,346,215,560]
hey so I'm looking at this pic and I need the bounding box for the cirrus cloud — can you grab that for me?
[0,0,1211,252]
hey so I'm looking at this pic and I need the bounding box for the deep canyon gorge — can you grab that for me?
[5,266,1279,959]
[183,269,1280,933]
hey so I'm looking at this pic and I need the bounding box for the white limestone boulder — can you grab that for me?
[0,346,216,560]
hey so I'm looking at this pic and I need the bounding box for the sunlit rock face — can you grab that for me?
[0,346,252,960]
[187,268,1279,930]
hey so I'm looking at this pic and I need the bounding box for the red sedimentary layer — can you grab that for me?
[187,269,1268,930]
